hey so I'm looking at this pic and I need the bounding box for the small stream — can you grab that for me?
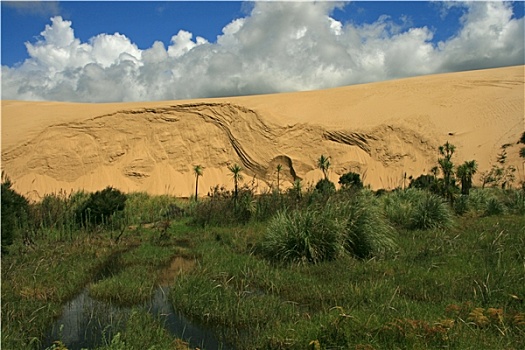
[43,285,233,350]
[43,254,233,350]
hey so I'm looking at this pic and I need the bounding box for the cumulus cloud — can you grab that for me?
[2,1,523,102]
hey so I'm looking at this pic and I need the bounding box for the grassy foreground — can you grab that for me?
[170,215,525,349]
[1,188,524,349]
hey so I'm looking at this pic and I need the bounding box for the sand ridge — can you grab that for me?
[1,65,524,200]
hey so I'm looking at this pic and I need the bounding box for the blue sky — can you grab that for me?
[2,1,524,102]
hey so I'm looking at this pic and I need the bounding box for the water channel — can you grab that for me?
[43,256,234,350]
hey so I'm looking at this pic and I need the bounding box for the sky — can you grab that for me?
[1,1,524,102]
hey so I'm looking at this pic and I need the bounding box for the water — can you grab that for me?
[44,285,233,350]
[43,253,233,350]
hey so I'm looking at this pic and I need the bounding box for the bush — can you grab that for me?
[1,175,29,252]
[409,174,438,192]
[338,172,363,190]
[410,192,454,230]
[315,178,336,196]
[76,187,127,228]
[339,191,396,259]
[261,206,344,265]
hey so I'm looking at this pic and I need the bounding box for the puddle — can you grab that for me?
[43,256,234,350]
[148,286,232,350]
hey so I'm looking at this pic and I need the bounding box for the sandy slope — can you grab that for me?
[2,65,524,200]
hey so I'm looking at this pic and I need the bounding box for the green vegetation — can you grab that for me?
[338,171,364,190]
[193,164,203,201]
[76,186,127,229]
[1,172,29,253]
[2,144,525,349]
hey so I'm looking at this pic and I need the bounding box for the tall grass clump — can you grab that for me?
[124,192,184,225]
[500,188,525,215]
[339,190,396,259]
[382,188,422,228]
[410,191,454,230]
[383,189,454,230]
[453,194,470,215]
[261,206,344,265]
[484,197,505,216]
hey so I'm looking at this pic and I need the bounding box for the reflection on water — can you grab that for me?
[44,288,129,349]
[44,286,233,350]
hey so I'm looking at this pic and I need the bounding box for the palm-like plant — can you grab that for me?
[276,164,282,193]
[193,165,203,201]
[456,160,477,195]
[438,142,456,202]
[317,155,331,180]
[228,164,243,199]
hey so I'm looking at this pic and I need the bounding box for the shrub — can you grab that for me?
[338,172,363,190]
[315,178,336,196]
[409,174,437,192]
[339,191,396,259]
[410,192,454,230]
[76,186,127,228]
[1,175,29,252]
[261,206,344,265]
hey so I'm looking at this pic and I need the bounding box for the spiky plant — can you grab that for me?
[410,191,454,230]
[317,154,331,180]
[339,190,396,259]
[262,206,344,265]
[383,188,424,228]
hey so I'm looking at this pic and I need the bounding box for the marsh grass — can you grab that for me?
[95,309,190,350]
[89,243,179,305]
[169,214,525,349]
[3,188,524,350]
[1,235,120,349]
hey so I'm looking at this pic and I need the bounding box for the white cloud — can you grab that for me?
[2,0,60,17]
[2,1,524,102]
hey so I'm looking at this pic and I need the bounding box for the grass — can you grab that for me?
[169,214,525,349]
[1,235,122,349]
[2,188,524,349]
[89,243,180,305]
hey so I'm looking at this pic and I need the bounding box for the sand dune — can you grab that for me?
[2,65,524,200]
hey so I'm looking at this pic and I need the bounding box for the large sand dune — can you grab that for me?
[2,65,524,200]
